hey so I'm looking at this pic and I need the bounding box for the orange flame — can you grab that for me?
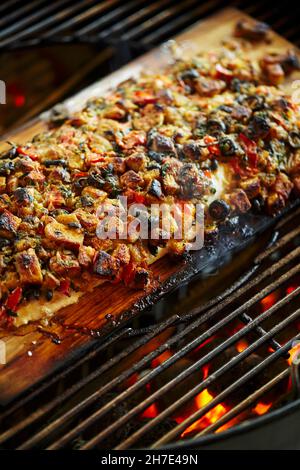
[253,402,272,416]
[236,339,248,353]
[181,389,227,437]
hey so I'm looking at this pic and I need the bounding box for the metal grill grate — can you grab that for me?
[1,205,300,449]
[1,0,300,51]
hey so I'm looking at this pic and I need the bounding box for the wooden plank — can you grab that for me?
[1,7,300,405]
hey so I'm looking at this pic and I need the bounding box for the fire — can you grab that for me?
[236,339,248,353]
[181,389,227,437]
[260,292,279,312]
[202,364,210,380]
[141,402,159,419]
[286,285,297,295]
[288,342,300,366]
[253,402,272,415]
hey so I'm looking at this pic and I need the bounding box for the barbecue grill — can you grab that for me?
[1,0,300,451]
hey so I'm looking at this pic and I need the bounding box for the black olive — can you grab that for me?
[180,69,199,81]
[87,172,105,188]
[44,159,67,167]
[148,179,162,198]
[68,222,81,229]
[230,78,243,92]
[288,131,300,149]
[73,177,88,191]
[241,94,265,111]
[210,159,218,171]
[207,118,227,136]
[219,137,237,156]
[209,199,230,221]
[193,122,207,139]
[45,290,53,301]
[1,146,18,160]
[148,151,164,163]
[247,115,270,139]
[218,105,233,113]
[147,162,161,170]
[281,51,300,73]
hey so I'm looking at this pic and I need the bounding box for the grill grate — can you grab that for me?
[1,205,300,449]
[1,0,300,51]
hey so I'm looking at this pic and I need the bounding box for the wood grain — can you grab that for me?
[1,7,300,405]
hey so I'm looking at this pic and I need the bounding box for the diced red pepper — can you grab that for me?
[6,287,22,312]
[89,157,106,164]
[122,262,136,286]
[239,133,258,169]
[59,280,71,297]
[133,90,157,105]
[74,171,89,178]
[229,157,249,177]
[204,135,220,156]
[203,169,212,178]
[125,189,146,205]
[215,63,233,81]
[17,146,39,161]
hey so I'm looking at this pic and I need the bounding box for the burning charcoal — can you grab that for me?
[208,339,287,406]
[151,357,205,417]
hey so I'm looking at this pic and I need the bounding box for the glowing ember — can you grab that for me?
[253,402,272,416]
[151,350,173,368]
[202,364,210,380]
[236,339,248,353]
[141,403,159,419]
[181,389,227,437]
[286,285,297,295]
[260,292,279,312]
[14,95,25,107]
